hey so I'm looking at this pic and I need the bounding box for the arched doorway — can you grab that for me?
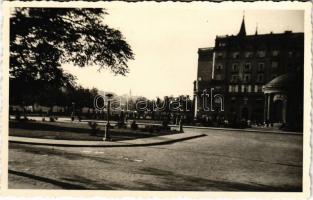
[272,94,287,124]
[272,100,283,123]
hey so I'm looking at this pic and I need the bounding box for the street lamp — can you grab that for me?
[177,99,184,133]
[71,102,75,121]
[103,93,113,141]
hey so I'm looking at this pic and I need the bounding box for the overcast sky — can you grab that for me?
[62,3,304,99]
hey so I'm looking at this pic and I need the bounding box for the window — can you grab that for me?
[272,50,279,57]
[228,85,237,93]
[231,75,239,82]
[219,42,226,47]
[244,63,251,71]
[254,85,258,93]
[229,85,241,93]
[257,74,264,82]
[232,52,240,59]
[235,85,239,92]
[245,52,253,58]
[217,52,224,58]
[216,64,223,70]
[271,62,278,68]
[257,50,266,58]
[216,86,222,90]
[247,85,252,93]
[244,74,251,82]
[241,85,251,93]
[215,74,222,80]
[245,85,251,92]
[253,85,263,93]
[228,85,232,92]
[214,98,222,104]
[232,63,239,71]
[258,63,265,71]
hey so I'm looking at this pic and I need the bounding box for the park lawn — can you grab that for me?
[9,120,176,141]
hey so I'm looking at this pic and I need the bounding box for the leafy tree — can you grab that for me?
[11,8,134,76]
[10,8,134,108]
[70,86,99,111]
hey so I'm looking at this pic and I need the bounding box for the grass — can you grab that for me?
[9,120,178,141]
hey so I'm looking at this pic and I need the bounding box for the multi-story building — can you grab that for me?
[194,17,304,130]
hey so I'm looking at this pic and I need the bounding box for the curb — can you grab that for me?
[9,134,206,147]
[182,126,302,135]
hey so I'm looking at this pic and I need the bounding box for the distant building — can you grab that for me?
[194,16,304,130]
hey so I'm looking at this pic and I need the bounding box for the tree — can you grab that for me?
[10,8,134,108]
[11,8,134,76]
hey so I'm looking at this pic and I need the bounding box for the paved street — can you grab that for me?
[9,129,302,191]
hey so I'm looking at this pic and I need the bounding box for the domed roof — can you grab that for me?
[264,73,301,92]
[266,73,294,87]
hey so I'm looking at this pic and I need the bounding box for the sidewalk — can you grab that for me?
[9,132,206,147]
[183,126,302,135]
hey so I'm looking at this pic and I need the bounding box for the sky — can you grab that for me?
[62,3,304,99]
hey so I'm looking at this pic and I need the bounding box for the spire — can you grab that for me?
[255,23,258,35]
[238,11,246,37]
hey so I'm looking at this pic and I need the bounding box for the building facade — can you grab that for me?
[194,17,304,130]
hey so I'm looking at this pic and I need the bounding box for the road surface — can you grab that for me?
[9,129,302,191]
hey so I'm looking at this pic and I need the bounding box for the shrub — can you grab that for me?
[15,113,21,121]
[88,121,99,135]
[154,126,161,132]
[162,120,170,130]
[143,125,154,133]
[116,121,127,129]
[131,120,138,130]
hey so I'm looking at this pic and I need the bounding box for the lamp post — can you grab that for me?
[178,98,184,133]
[71,102,75,121]
[103,93,113,141]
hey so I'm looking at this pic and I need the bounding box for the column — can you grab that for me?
[194,94,198,119]
[282,99,287,124]
[267,94,273,124]
[263,93,268,123]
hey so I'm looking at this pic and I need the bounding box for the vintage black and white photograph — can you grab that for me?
[4,1,311,195]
